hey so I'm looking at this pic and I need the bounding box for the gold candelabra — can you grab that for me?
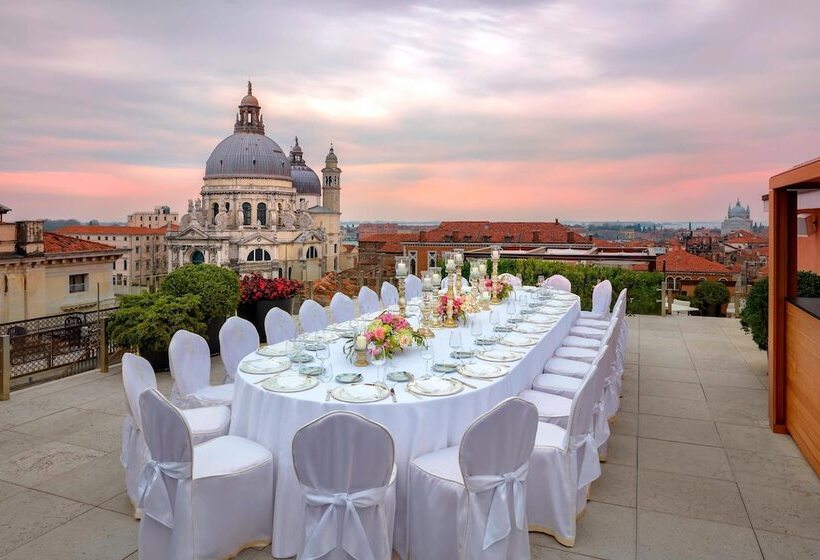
[398,279,407,317]
[490,248,501,305]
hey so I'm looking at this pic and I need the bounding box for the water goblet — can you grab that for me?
[470,318,482,363]
[316,345,330,376]
[371,346,387,385]
[537,275,545,287]
[449,330,463,366]
[420,344,434,377]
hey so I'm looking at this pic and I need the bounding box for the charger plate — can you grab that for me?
[476,349,524,363]
[260,373,317,393]
[407,376,463,397]
[459,363,508,379]
[332,383,389,403]
[257,344,289,358]
[499,333,539,347]
[513,323,550,334]
[240,358,291,375]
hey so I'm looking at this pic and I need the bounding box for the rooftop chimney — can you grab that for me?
[16,220,44,256]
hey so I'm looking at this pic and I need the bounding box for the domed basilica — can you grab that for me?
[721,199,752,235]
[167,83,342,280]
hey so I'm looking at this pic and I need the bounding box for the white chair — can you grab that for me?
[439,275,468,292]
[122,354,231,517]
[380,281,399,307]
[545,274,571,292]
[357,286,381,315]
[137,388,274,560]
[292,412,397,560]
[498,273,522,287]
[527,360,603,547]
[299,299,328,333]
[265,307,297,345]
[404,274,422,300]
[409,398,538,560]
[330,292,356,324]
[218,316,259,383]
[580,280,612,320]
[168,330,234,408]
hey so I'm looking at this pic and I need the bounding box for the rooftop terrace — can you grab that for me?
[0,315,818,559]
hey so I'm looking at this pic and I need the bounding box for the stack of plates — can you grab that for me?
[499,333,539,347]
[240,358,291,375]
[513,323,550,334]
[407,377,463,396]
[257,344,289,358]
[332,383,389,403]
[459,362,508,379]
[476,349,524,362]
[260,373,318,393]
[526,314,558,325]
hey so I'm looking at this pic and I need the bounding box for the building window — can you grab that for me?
[257,203,267,226]
[69,274,88,293]
[247,248,271,261]
[428,251,437,268]
[212,203,219,223]
[113,262,116,270]
[124,260,128,271]
[306,246,318,259]
[334,244,338,253]
[191,250,205,264]
[242,202,252,226]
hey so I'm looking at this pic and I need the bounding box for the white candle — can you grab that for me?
[455,252,464,265]
[479,263,487,276]
[446,258,455,268]
[423,276,432,290]
[491,249,500,260]
[355,335,367,350]
[481,291,490,301]
[396,262,407,276]
[432,272,441,284]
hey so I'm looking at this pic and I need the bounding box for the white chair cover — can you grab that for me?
[219,316,259,383]
[545,274,571,292]
[330,292,356,324]
[138,388,274,560]
[292,412,396,560]
[527,352,604,547]
[168,330,234,409]
[404,274,422,300]
[357,286,381,315]
[380,282,399,307]
[498,273,522,287]
[299,299,328,333]
[583,280,612,319]
[265,307,297,345]
[408,398,538,560]
[440,275,469,291]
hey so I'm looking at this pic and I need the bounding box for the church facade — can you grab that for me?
[167,83,342,281]
[721,199,753,235]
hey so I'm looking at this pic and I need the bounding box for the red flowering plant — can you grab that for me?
[239,273,303,304]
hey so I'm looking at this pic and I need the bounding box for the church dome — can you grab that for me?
[728,200,749,219]
[288,137,321,195]
[205,132,291,179]
[240,93,259,107]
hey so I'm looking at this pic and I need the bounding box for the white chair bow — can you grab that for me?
[465,462,528,550]
[301,485,390,560]
[137,459,192,528]
[570,432,601,490]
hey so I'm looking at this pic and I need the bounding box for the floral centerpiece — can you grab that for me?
[485,278,513,301]
[237,273,303,342]
[435,294,467,325]
[363,312,425,358]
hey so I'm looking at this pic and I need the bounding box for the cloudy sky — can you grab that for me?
[1,1,818,224]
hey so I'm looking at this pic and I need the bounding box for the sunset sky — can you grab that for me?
[1,1,819,224]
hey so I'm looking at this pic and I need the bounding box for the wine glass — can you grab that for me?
[489,310,500,349]
[537,275,545,287]
[449,330,463,366]
[420,344,434,377]
[470,317,482,363]
[371,346,386,385]
[316,345,330,377]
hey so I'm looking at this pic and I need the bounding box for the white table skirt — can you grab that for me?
[230,294,580,559]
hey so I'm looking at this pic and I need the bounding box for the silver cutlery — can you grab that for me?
[325,389,332,402]
[457,378,478,389]
[389,388,397,402]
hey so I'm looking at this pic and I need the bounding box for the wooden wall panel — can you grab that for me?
[785,303,820,475]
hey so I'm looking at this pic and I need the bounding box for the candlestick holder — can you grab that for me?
[490,264,500,305]
[395,256,410,317]
[354,348,369,367]
[418,273,435,338]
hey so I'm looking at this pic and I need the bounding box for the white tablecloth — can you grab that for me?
[230,293,580,558]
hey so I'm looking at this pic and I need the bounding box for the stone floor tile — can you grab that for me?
[639,395,712,421]
[0,440,106,487]
[716,423,803,458]
[692,356,754,374]
[0,507,138,560]
[707,400,770,428]
[637,510,762,560]
[76,391,128,417]
[638,438,732,480]
[606,434,637,467]
[727,448,820,495]
[739,482,820,540]
[0,488,90,556]
[702,384,768,404]
[756,530,820,560]
[640,352,694,368]
[532,501,636,560]
[639,379,705,401]
[698,371,765,388]
[531,546,604,559]
[11,407,123,453]
[0,428,47,458]
[0,479,25,502]
[639,365,698,382]
[610,411,637,436]
[33,452,125,506]
[590,463,637,507]
[99,492,136,517]
[638,414,721,446]
[619,394,638,413]
[637,469,750,527]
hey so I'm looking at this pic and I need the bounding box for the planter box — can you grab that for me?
[206,316,226,355]
[238,299,295,343]
[140,348,170,372]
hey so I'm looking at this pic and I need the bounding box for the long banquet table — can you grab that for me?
[230,291,581,559]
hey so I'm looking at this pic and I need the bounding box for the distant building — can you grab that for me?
[127,205,179,229]
[1,208,122,322]
[167,82,342,281]
[721,199,753,235]
[657,245,734,303]
[57,224,179,292]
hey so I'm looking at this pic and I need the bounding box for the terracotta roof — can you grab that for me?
[44,232,119,254]
[57,224,178,236]
[656,247,732,275]
[414,221,586,244]
[631,262,650,271]
[359,232,419,253]
[724,230,767,244]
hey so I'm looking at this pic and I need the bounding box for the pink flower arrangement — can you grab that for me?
[364,312,424,358]
[435,294,466,323]
[484,278,513,300]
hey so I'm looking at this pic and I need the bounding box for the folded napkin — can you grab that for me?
[346,384,379,399]
[502,334,537,346]
[416,377,452,393]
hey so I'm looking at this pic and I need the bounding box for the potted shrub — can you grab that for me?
[237,273,303,342]
[159,264,239,354]
[108,292,206,371]
[691,280,730,317]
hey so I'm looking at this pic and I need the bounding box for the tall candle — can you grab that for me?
[396,262,407,276]
[355,335,367,350]
[491,249,500,260]
[479,263,487,276]
[432,272,441,285]
[446,258,455,271]
[423,276,432,290]
[454,252,464,265]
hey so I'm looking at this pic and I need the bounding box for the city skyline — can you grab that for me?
[2,2,819,223]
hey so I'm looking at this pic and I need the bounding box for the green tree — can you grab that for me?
[108,292,206,353]
[691,281,730,317]
[159,264,239,323]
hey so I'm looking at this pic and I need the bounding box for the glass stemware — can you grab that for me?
[420,344,434,376]
[470,317,482,363]
[371,346,387,385]
[488,310,500,349]
[316,345,330,376]
[449,330,463,366]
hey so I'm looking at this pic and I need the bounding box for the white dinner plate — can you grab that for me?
[260,373,317,393]
[476,349,524,363]
[513,324,550,334]
[525,314,558,325]
[459,363,508,379]
[257,343,289,358]
[332,383,390,403]
[240,358,292,375]
[499,333,539,347]
[407,377,463,397]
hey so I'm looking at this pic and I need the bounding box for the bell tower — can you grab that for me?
[234,81,265,134]
[321,144,341,213]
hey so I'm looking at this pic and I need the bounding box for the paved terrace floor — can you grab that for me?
[0,315,818,560]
